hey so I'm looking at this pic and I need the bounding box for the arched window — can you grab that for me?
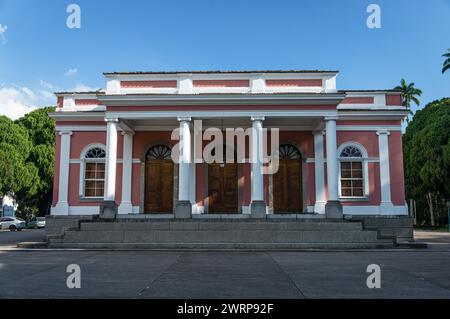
[146,145,172,160]
[338,143,367,198]
[82,146,106,198]
[277,144,302,160]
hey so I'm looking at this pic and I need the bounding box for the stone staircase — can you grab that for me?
[47,218,395,249]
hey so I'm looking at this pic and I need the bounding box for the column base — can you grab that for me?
[99,201,118,220]
[314,201,326,215]
[250,200,267,219]
[52,202,69,216]
[380,202,394,215]
[118,202,133,215]
[175,200,192,219]
[325,200,343,219]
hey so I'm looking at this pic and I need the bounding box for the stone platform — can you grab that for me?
[46,218,397,249]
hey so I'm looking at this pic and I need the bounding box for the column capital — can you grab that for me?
[312,130,325,136]
[121,131,135,136]
[251,115,265,122]
[177,116,192,122]
[105,118,119,123]
[324,116,338,121]
[376,130,391,136]
[59,130,73,136]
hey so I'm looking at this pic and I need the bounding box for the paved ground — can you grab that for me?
[0,229,45,246]
[0,230,449,299]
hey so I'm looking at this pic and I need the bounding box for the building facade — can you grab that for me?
[50,70,408,219]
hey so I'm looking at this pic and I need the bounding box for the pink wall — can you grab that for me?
[52,124,405,212]
[341,97,374,104]
[193,80,250,87]
[389,132,406,205]
[386,94,402,106]
[107,104,337,112]
[121,80,177,88]
[266,79,322,87]
[52,133,61,205]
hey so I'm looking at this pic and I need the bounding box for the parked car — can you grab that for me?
[27,217,46,229]
[0,217,26,231]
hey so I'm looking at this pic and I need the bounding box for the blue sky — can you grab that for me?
[0,0,449,119]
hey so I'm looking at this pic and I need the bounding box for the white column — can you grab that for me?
[251,116,265,202]
[313,130,326,214]
[377,130,394,214]
[178,117,191,201]
[104,119,118,202]
[118,131,134,214]
[53,131,72,215]
[325,117,339,201]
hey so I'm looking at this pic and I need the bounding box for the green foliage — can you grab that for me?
[442,49,450,74]
[0,107,56,219]
[394,79,422,117]
[403,98,450,225]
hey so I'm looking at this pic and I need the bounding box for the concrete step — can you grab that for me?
[47,242,393,250]
[79,220,364,232]
[58,229,378,244]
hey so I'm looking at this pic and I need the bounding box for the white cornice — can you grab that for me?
[49,112,105,121]
[97,93,346,106]
[105,110,339,120]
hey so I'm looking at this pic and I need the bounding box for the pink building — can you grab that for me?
[49,70,408,219]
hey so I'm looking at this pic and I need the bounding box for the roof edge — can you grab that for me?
[103,70,340,76]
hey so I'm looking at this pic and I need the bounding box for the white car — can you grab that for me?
[0,217,26,231]
[27,217,46,229]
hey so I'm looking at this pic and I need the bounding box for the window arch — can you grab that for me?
[277,144,302,160]
[146,144,172,160]
[80,145,106,198]
[337,143,368,198]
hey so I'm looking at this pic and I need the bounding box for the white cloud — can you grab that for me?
[0,24,7,44]
[39,80,57,90]
[0,86,53,120]
[64,68,78,77]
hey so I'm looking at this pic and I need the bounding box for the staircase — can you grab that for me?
[47,218,395,249]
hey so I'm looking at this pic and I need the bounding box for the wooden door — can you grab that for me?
[208,163,238,213]
[273,159,302,213]
[144,160,174,213]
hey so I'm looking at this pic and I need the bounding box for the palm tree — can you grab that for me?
[442,49,450,74]
[394,79,422,109]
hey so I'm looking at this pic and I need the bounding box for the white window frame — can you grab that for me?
[79,144,106,199]
[337,142,369,200]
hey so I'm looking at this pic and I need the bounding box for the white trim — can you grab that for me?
[118,132,134,214]
[56,125,107,132]
[53,131,72,215]
[104,120,119,201]
[106,110,339,120]
[337,125,401,131]
[71,158,141,164]
[52,205,141,216]
[377,130,393,214]
[325,119,339,201]
[337,141,368,158]
[313,131,326,214]
[56,124,403,133]
[337,142,370,199]
[78,144,106,198]
[343,204,408,216]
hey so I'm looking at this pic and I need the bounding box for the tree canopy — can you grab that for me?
[403,98,450,225]
[0,107,55,219]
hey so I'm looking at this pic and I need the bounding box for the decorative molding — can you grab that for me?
[250,115,265,122]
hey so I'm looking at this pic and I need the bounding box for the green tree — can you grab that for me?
[442,49,450,74]
[394,79,422,110]
[0,116,40,217]
[403,98,450,226]
[15,107,56,216]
